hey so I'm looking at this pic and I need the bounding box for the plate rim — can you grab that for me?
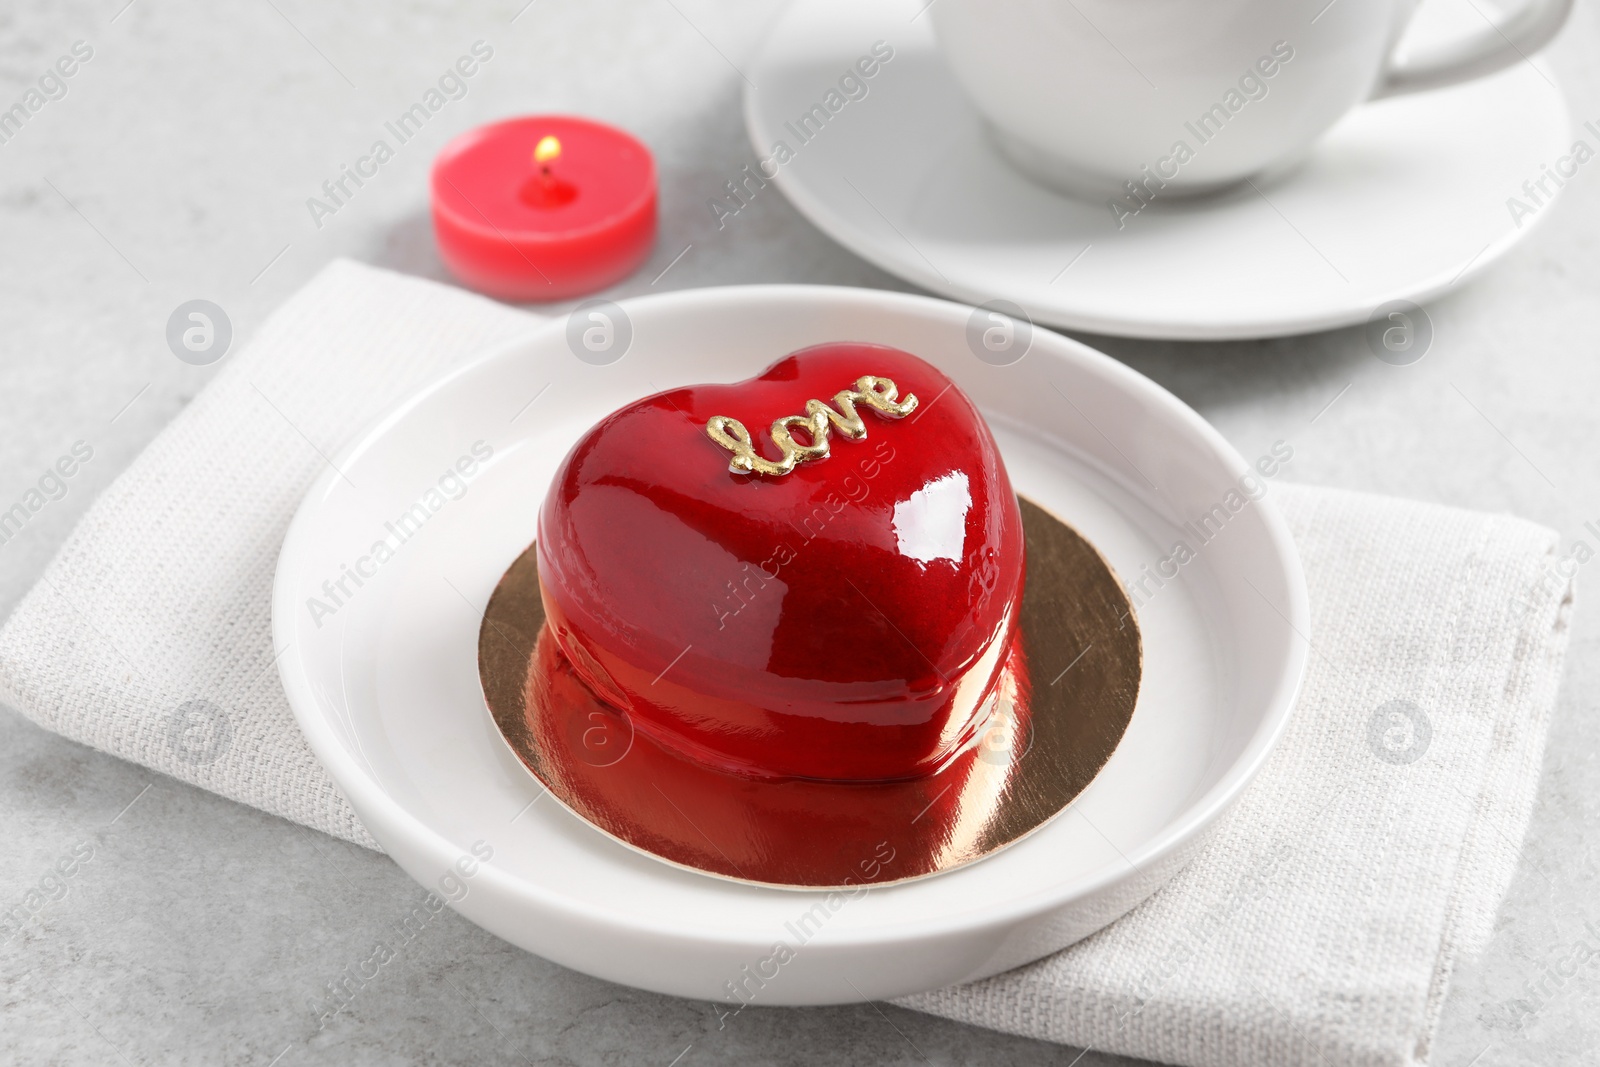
[272,282,1310,949]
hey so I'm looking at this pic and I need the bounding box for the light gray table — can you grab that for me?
[3,1,1597,1064]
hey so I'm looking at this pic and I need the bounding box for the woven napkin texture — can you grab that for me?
[0,260,1575,1066]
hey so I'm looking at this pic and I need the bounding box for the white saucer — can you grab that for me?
[744,0,1571,340]
[273,285,1308,1003]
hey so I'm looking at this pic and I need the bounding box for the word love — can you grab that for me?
[705,375,918,477]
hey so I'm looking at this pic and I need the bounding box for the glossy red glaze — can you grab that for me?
[520,623,1034,885]
[536,343,1025,782]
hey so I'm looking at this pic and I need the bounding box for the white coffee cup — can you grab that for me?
[931,0,1571,201]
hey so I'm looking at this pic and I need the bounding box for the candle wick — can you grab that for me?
[523,135,575,209]
[533,135,562,183]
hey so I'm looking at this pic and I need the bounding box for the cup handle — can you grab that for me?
[1373,0,1572,99]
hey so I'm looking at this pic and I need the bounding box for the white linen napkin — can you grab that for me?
[0,260,1574,1067]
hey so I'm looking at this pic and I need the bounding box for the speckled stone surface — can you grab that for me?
[2,1,1598,1064]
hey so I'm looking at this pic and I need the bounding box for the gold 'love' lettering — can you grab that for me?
[705,375,919,477]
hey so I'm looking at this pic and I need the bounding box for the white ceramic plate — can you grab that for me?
[273,285,1308,1004]
[743,0,1571,340]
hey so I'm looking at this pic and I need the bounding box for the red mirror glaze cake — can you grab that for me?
[536,342,1025,782]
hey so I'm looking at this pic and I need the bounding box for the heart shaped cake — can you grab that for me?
[536,342,1025,782]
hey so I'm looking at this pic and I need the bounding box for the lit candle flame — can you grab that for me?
[534,135,562,169]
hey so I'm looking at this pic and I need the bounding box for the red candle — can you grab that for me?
[431,115,656,302]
